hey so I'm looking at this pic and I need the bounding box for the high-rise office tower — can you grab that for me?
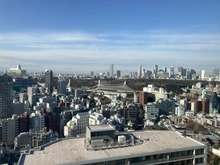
[200,70,205,80]
[57,79,67,95]
[109,64,114,77]
[163,67,167,72]
[27,86,38,107]
[142,69,145,78]
[213,68,220,78]
[116,70,121,77]
[138,64,142,78]
[154,65,158,74]
[0,75,13,118]
[178,66,183,76]
[45,70,53,93]
[182,68,187,76]
[186,69,192,80]
[170,66,175,78]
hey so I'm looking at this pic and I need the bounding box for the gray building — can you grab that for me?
[138,64,142,78]
[57,79,66,95]
[109,63,114,77]
[45,70,53,94]
[178,66,183,76]
[0,75,13,118]
[1,115,18,146]
[27,86,38,107]
[116,70,121,77]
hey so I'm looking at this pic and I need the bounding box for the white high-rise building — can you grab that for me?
[64,112,89,137]
[175,105,185,117]
[200,70,205,80]
[109,63,114,77]
[137,64,142,78]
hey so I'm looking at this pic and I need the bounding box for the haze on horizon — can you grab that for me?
[0,0,220,74]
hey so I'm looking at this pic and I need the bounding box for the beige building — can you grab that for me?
[7,64,26,77]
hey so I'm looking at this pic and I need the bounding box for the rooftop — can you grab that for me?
[19,131,205,165]
[88,124,115,132]
[96,81,134,93]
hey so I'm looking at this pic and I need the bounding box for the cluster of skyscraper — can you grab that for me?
[88,64,220,81]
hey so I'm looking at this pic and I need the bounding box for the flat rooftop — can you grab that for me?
[96,83,134,93]
[19,131,205,165]
[88,124,115,132]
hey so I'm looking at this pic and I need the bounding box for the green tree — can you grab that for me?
[213,156,220,165]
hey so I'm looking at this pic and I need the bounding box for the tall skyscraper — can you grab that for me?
[213,68,220,78]
[45,70,53,94]
[182,68,187,76]
[0,75,13,118]
[170,66,175,78]
[142,69,145,78]
[177,66,183,76]
[163,67,167,72]
[138,64,142,78]
[109,64,114,77]
[116,70,121,77]
[57,79,67,95]
[200,70,205,80]
[154,65,158,74]
[186,69,192,80]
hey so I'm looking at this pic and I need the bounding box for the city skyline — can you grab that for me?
[0,0,220,73]
[2,63,219,76]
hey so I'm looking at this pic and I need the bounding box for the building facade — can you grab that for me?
[19,129,207,165]
[64,112,89,137]
[0,75,13,118]
[138,64,142,78]
[1,115,18,146]
[144,103,159,120]
[109,63,114,77]
[45,70,53,94]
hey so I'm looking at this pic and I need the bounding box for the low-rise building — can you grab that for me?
[144,103,159,120]
[1,115,18,146]
[19,126,207,165]
[89,112,107,125]
[14,132,33,149]
[64,112,89,137]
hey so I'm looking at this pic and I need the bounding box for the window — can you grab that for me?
[195,157,204,164]
[186,150,193,155]
[116,159,125,164]
[195,149,204,155]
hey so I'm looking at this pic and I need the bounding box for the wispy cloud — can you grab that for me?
[0,31,220,50]
[0,30,220,73]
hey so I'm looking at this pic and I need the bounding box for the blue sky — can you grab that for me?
[0,0,220,74]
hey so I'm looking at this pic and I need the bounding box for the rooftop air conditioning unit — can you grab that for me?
[118,135,126,144]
